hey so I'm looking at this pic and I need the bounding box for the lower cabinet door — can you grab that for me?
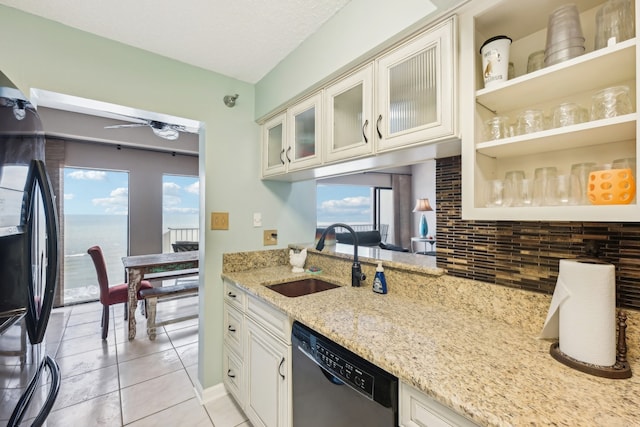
[400,382,479,427]
[245,320,290,427]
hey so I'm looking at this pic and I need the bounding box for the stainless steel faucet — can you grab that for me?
[315,223,366,287]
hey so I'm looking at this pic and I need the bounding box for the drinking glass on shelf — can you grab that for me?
[485,179,505,207]
[612,157,637,202]
[527,50,545,73]
[552,102,587,128]
[504,170,525,207]
[549,175,571,205]
[533,166,558,206]
[484,116,510,141]
[612,157,636,177]
[595,0,635,50]
[516,109,545,135]
[520,179,534,206]
[570,162,597,205]
[591,85,633,120]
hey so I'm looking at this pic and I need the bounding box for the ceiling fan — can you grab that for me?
[105,119,186,140]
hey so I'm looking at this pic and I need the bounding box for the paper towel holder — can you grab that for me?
[550,311,632,379]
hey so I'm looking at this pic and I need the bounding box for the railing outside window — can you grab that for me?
[163,227,199,253]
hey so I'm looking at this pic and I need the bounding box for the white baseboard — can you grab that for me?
[194,381,227,405]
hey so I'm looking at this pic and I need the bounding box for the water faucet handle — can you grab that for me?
[351,262,366,287]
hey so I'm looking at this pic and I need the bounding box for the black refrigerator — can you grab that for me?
[0,71,60,426]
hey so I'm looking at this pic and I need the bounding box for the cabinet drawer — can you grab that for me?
[247,294,291,344]
[223,345,244,408]
[224,303,244,357]
[400,382,478,427]
[224,280,245,310]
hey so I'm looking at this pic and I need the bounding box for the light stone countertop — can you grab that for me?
[221,248,640,427]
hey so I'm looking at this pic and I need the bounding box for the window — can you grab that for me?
[317,184,393,242]
[162,174,199,252]
[63,168,129,304]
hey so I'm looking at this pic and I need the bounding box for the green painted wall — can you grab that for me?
[0,5,316,391]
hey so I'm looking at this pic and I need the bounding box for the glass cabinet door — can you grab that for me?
[324,65,374,163]
[287,93,322,171]
[261,113,287,177]
[376,17,455,151]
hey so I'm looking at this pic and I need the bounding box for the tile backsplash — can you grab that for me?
[436,155,640,310]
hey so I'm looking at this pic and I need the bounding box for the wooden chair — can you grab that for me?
[87,245,153,339]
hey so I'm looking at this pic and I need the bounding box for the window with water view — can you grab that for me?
[63,168,129,305]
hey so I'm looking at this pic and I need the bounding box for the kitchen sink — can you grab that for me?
[267,278,340,297]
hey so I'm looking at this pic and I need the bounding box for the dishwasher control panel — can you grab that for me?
[316,341,375,398]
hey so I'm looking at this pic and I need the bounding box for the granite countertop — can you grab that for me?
[222,257,640,426]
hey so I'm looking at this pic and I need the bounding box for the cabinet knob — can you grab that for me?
[376,115,383,139]
[227,292,236,298]
[227,369,236,379]
[228,325,236,333]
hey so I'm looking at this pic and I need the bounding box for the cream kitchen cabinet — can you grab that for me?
[400,382,479,427]
[324,64,375,162]
[459,0,638,221]
[262,113,287,177]
[376,17,457,152]
[261,94,322,178]
[261,16,458,180]
[221,279,292,427]
[245,319,290,427]
[222,280,247,407]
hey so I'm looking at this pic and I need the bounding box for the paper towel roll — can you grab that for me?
[540,259,616,366]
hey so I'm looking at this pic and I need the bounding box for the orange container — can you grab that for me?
[588,168,636,205]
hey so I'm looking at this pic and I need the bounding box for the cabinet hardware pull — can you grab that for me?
[376,115,383,139]
[285,147,292,163]
[362,119,369,143]
[227,325,236,332]
[278,357,285,380]
[227,369,235,378]
[227,292,236,298]
[279,148,285,165]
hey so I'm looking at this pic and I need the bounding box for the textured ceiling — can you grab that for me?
[0,0,352,83]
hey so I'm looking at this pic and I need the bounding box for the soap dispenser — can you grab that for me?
[372,261,387,294]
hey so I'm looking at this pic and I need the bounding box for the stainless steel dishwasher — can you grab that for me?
[291,321,398,427]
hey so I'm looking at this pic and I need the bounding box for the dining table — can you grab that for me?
[122,250,199,340]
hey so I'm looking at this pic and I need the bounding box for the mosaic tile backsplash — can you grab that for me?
[436,155,640,310]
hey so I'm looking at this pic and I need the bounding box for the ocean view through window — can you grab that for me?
[162,174,199,253]
[317,183,394,243]
[63,168,129,304]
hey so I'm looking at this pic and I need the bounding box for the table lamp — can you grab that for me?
[412,198,434,238]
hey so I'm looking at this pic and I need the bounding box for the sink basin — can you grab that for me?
[267,278,340,297]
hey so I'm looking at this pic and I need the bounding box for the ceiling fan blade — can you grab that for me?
[104,123,147,129]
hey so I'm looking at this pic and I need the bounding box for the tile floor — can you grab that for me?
[41,298,251,426]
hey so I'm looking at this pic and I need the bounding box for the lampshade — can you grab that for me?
[412,198,434,212]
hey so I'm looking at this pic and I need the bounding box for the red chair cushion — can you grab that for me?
[105,280,153,305]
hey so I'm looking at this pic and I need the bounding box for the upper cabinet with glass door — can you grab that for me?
[287,93,322,172]
[459,0,638,222]
[262,113,287,177]
[375,17,457,152]
[324,64,374,163]
[261,94,322,178]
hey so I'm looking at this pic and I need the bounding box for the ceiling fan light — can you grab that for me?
[152,124,179,140]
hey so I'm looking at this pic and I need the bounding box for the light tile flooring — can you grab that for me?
[43,298,251,426]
